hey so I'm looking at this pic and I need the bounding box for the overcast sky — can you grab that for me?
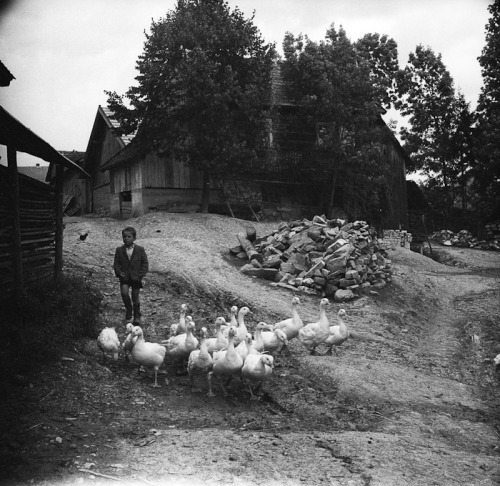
[0,0,493,166]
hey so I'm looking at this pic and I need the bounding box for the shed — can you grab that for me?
[0,105,89,302]
[46,150,86,215]
[81,106,212,219]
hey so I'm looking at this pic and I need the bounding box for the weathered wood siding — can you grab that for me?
[379,143,408,229]
[91,130,123,212]
[63,169,87,213]
[110,152,205,191]
[111,160,142,193]
[93,184,111,213]
[0,165,56,296]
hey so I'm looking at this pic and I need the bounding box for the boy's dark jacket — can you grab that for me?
[114,244,149,282]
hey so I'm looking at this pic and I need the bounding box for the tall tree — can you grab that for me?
[106,0,276,212]
[474,0,500,217]
[396,45,463,215]
[280,26,399,221]
[354,33,400,110]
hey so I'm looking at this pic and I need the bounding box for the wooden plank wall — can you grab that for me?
[380,143,409,229]
[112,153,205,192]
[0,165,56,296]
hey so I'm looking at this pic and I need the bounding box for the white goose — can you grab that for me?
[122,322,137,362]
[221,306,238,337]
[272,297,303,340]
[259,326,288,354]
[131,326,167,387]
[208,327,243,397]
[234,306,251,346]
[170,303,188,336]
[235,332,258,362]
[253,323,266,353]
[324,308,350,355]
[241,354,274,399]
[97,326,121,363]
[162,320,199,373]
[206,317,229,355]
[298,298,331,355]
[187,327,213,392]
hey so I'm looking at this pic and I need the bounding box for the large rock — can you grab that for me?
[334,289,355,302]
[324,254,348,275]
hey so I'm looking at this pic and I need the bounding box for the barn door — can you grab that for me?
[120,191,132,219]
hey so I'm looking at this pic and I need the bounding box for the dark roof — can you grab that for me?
[100,142,140,171]
[271,64,294,107]
[0,105,89,175]
[0,61,15,87]
[59,150,85,164]
[46,150,86,181]
[17,165,49,183]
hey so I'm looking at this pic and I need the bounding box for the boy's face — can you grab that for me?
[122,232,136,247]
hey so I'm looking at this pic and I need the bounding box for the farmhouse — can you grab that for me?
[75,68,409,228]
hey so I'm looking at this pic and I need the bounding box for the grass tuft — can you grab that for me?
[1,272,103,376]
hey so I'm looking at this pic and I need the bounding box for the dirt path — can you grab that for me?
[1,213,499,486]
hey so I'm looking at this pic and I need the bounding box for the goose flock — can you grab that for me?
[96,297,351,397]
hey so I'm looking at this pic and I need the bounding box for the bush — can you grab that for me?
[1,272,103,376]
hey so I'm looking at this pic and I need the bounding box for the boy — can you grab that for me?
[114,226,149,324]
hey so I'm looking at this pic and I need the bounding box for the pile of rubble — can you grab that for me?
[430,229,500,251]
[230,215,409,302]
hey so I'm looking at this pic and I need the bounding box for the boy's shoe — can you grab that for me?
[125,302,133,321]
[133,304,141,324]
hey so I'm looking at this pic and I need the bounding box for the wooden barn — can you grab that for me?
[0,105,88,302]
[78,106,135,214]
[100,138,219,219]
[258,66,409,228]
[79,66,409,228]
[80,106,220,219]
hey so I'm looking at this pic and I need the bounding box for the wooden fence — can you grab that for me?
[0,164,56,296]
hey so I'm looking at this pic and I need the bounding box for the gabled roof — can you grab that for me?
[100,141,139,172]
[271,64,294,107]
[18,165,49,183]
[99,106,135,146]
[46,150,86,181]
[59,150,85,164]
[0,105,89,175]
[81,105,135,174]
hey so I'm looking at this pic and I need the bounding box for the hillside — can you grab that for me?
[1,212,499,486]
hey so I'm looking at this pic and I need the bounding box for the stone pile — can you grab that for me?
[231,215,397,302]
[430,229,500,251]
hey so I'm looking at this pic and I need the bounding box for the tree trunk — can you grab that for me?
[327,168,338,218]
[201,170,210,214]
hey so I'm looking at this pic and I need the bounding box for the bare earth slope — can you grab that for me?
[1,212,499,486]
